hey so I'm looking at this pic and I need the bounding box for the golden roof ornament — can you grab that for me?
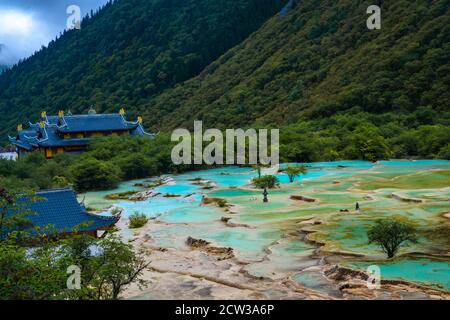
[119,107,125,115]
[138,116,143,124]
[17,124,23,132]
[58,110,64,118]
[39,121,46,129]
[41,111,47,119]
[88,106,97,115]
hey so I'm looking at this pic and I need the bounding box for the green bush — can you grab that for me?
[438,144,450,160]
[70,157,122,192]
[217,199,227,207]
[128,212,149,229]
[252,175,279,189]
[113,154,158,180]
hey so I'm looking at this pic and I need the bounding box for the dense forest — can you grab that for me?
[1,118,448,195]
[147,0,450,129]
[0,135,206,193]
[143,0,449,159]
[0,0,285,138]
[0,0,449,163]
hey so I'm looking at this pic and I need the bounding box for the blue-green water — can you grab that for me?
[82,160,450,291]
[345,259,450,290]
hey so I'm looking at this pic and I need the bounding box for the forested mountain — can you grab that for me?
[145,0,450,129]
[0,44,10,74]
[0,0,449,160]
[143,0,450,160]
[0,0,285,138]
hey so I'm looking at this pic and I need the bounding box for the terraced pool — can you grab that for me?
[81,160,450,292]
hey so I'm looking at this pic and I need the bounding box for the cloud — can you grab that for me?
[0,9,33,35]
[0,0,109,65]
[0,9,51,65]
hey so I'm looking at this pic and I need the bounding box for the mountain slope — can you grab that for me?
[0,0,285,139]
[0,44,11,74]
[144,0,450,130]
[0,0,448,160]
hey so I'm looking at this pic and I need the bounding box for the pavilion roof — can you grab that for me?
[4,188,119,236]
[51,113,139,133]
[8,112,153,149]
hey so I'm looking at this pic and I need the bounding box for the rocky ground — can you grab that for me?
[120,216,449,300]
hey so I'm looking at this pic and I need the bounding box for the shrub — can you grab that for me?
[70,157,122,192]
[110,207,122,216]
[252,175,279,189]
[128,212,149,229]
[114,154,158,180]
[438,143,450,160]
[217,199,227,207]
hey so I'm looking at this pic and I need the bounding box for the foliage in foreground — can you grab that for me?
[0,188,149,300]
[0,235,149,300]
[368,219,418,259]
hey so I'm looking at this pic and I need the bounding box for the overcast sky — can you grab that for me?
[0,0,109,65]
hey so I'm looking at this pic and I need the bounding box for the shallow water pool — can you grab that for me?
[82,160,450,291]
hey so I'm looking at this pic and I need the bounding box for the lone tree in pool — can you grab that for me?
[284,165,308,183]
[368,219,418,259]
[252,175,279,189]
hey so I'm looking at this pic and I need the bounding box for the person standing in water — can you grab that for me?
[200,195,205,206]
[263,188,269,203]
[356,202,360,211]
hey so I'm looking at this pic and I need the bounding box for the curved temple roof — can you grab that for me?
[49,113,139,133]
[5,188,120,236]
[9,111,154,150]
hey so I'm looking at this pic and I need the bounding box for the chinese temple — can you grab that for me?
[9,108,154,159]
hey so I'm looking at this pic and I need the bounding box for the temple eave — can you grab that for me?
[9,109,153,159]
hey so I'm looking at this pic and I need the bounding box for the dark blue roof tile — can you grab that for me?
[57,114,138,133]
[7,189,119,235]
[9,112,154,151]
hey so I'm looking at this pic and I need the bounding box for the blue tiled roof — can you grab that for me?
[38,126,92,148]
[56,114,138,133]
[9,112,154,150]
[6,189,119,235]
[9,130,35,150]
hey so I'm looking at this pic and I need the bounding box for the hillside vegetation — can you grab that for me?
[0,0,285,138]
[146,0,450,129]
[143,0,450,160]
[0,0,449,161]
